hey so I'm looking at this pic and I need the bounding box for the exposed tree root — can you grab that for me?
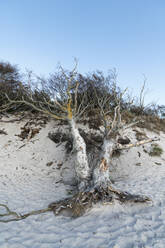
[0,186,151,222]
[49,186,151,217]
[0,204,52,223]
[0,186,151,223]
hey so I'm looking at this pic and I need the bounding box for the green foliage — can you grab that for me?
[149,144,163,157]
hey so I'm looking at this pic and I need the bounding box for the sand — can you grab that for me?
[0,116,165,248]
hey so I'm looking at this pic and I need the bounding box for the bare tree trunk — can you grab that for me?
[93,138,115,188]
[69,118,91,190]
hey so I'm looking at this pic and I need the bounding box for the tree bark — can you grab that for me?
[69,118,117,190]
[69,118,91,190]
[92,138,115,188]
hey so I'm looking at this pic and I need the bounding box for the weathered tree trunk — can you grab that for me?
[69,118,91,190]
[92,138,115,188]
[69,118,117,190]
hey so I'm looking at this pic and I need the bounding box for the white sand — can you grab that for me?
[0,117,165,248]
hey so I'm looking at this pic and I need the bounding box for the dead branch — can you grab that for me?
[0,102,13,113]
[5,95,67,121]
[0,116,25,123]
[116,137,159,150]
[139,75,147,110]
[3,60,90,123]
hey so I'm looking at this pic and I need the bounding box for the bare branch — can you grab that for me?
[116,137,159,150]
[120,119,140,130]
[74,81,79,115]
[139,75,147,109]
[0,102,12,112]
[6,95,66,120]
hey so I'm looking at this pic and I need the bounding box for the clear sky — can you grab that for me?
[0,0,165,104]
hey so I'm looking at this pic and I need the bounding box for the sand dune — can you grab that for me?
[0,116,165,248]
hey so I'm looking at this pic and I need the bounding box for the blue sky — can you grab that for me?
[0,0,165,104]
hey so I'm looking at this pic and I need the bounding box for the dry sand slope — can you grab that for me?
[0,116,165,248]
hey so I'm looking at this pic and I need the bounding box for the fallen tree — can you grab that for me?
[0,62,158,221]
[48,71,157,216]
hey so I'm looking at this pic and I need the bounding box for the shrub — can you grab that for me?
[149,144,163,157]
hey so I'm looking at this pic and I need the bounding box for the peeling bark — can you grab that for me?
[93,139,115,187]
[69,118,91,190]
